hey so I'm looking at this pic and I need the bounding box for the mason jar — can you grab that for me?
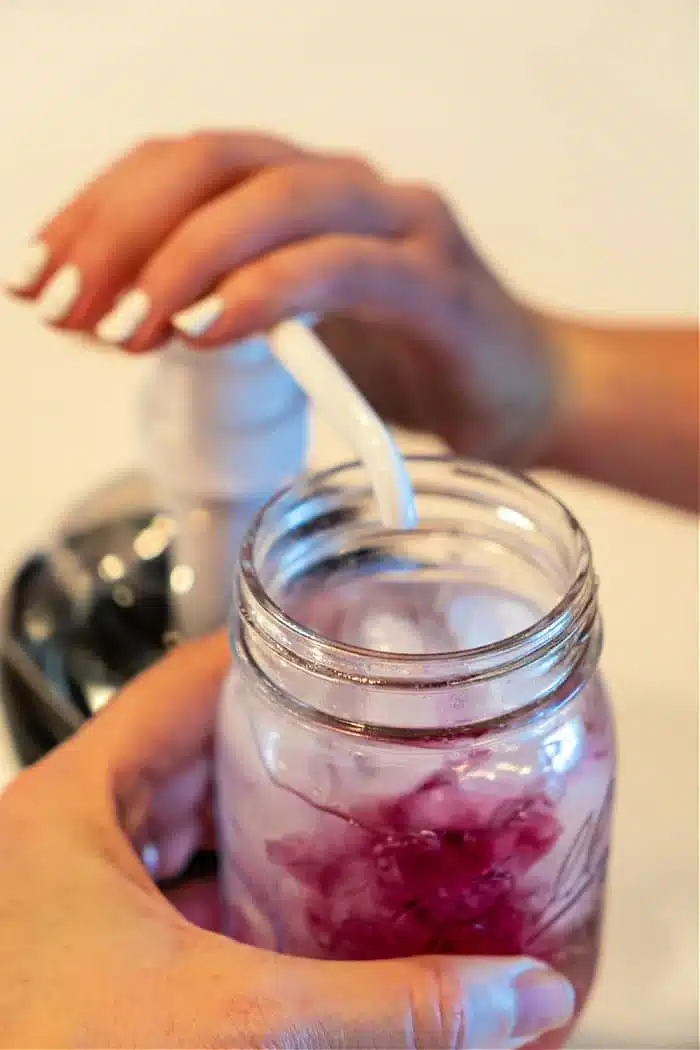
[216,457,615,1042]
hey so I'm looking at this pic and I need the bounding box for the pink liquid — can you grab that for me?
[218,576,614,1044]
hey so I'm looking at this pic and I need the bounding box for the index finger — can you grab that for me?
[76,631,231,786]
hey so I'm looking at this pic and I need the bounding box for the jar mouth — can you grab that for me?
[236,456,599,691]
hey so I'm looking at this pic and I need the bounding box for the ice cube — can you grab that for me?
[339,579,459,654]
[443,588,538,650]
[357,609,428,654]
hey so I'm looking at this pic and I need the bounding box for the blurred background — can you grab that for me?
[0,2,697,1046]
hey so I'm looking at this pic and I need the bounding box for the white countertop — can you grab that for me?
[0,3,697,1046]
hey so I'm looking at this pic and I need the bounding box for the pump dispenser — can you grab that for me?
[141,338,308,637]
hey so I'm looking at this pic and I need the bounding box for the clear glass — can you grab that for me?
[216,457,615,1044]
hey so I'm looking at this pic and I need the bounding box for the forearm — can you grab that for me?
[540,318,699,511]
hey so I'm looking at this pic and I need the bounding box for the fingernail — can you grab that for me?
[5,239,51,291]
[35,263,82,322]
[461,959,575,1049]
[96,288,151,344]
[172,294,224,337]
[511,966,575,1045]
[141,842,160,878]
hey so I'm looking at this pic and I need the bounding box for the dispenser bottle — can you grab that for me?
[141,338,307,637]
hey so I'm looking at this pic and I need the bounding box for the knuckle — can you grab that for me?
[164,223,201,261]
[83,199,121,236]
[182,129,232,170]
[252,237,368,305]
[420,957,468,1049]
[266,162,323,212]
[406,181,451,220]
[77,207,138,264]
[328,152,380,182]
[323,239,369,300]
[263,156,388,232]
[402,181,459,239]
[182,129,307,174]
[129,135,173,161]
[251,249,292,291]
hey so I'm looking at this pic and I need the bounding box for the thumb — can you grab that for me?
[300,953,576,1049]
[178,935,576,1050]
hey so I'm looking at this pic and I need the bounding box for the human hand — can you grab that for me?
[6,131,558,466]
[0,633,574,1048]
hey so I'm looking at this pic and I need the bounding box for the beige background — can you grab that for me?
[0,2,697,1046]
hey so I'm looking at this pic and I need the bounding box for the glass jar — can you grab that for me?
[217,457,615,1039]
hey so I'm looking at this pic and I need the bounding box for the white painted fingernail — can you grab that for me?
[141,842,160,878]
[5,240,51,291]
[95,288,152,344]
[172,294,224,337]
[35,263,82,322]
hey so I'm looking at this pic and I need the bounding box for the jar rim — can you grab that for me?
[234,455,602,738]
[236,456,598,682]
[234,626,595,742]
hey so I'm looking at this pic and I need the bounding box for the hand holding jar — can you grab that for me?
[0,634,575,1049]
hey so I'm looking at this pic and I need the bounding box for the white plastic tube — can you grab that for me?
[269,319,417,530]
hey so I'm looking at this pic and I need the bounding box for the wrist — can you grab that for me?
[533,315,606,475]
[445,306,567,470]
[536,316,700,509]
